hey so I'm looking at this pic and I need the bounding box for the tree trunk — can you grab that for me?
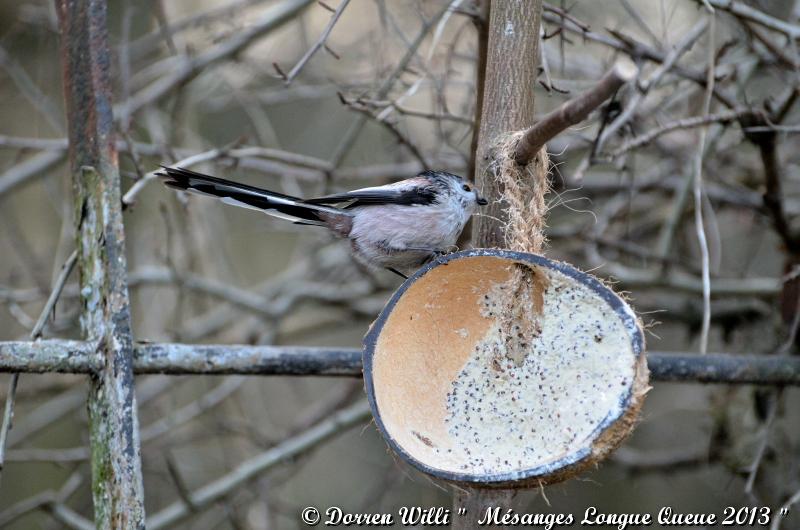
[471,0,543,248]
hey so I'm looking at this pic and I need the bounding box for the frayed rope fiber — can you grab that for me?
[489,132,550,254]
[486,133,550,366]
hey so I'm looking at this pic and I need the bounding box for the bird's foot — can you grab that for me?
[432,246,458,266]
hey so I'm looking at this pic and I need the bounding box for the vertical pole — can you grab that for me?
[456,0,544,527]
[55,1,145,528]
[453,488,515,529]
[471,0,543,248]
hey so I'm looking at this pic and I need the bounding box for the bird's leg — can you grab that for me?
[404,245,457,266]
[379,244,449,274]
[386,267,408,279]
[404,246,446,254]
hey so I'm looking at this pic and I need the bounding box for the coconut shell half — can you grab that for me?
[363,249,649,487]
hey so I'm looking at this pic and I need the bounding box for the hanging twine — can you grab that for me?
[490,131,550,254]
[486,133,550,366]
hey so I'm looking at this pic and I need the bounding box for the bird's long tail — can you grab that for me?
[157,166,348,227]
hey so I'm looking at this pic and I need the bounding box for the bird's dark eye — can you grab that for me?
[462,184,471,192]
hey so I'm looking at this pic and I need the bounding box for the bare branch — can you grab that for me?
[612,443,708,472]
[541,11,738,108]
[0,250,77,477]
[126,0,273,61]
[542,2,589,32]
[741,112,800,254]
[282,0,351,84]
[596,19,709,154]
[0,44,64,133]
[146,400,372,529]
[139,377,244,443]
[0,150,65,200]
[44,503,94,530]
[330,3,452,167]
[609,109,747,158]
[0,472,85,527]
[692,10,718,355]
[122,0,315,117]
[514,60,638,165]
[702,0,800,39]
[337,93,429,167]
[772,487,800,530]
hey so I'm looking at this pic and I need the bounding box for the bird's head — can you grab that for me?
[421,170,488,211]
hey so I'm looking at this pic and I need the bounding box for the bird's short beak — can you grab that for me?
[477,196,488,206]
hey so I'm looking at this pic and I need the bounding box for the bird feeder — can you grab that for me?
[363,249,648,487]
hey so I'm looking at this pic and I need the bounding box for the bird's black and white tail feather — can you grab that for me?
[157,166,347,227]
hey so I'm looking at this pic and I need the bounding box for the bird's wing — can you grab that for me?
[157,166,345,225]
[306,178,437,208]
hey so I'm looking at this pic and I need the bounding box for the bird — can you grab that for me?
[156,166,488,279]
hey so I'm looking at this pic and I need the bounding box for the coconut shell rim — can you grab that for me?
[362,248,646,487]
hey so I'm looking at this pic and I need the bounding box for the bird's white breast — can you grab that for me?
[349,195,468,251]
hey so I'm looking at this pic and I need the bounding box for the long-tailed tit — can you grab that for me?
[157,166,488,278]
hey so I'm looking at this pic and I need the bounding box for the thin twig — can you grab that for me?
[355,98,474,125]
[618,0,660,48]
[140,377,244,443]
[0,249,77,480]
[0,472,84,527]
[610,108,746,158]
[693,8,716,354]
[0,375,19,482]
[147,400,372,529]
[122,0,315,117]
[165,453,200,512]
[337,93,429,168]
[542,2,589,32]
[282,0,351,84]
[595,19,709,154]
[744,390,780,497]
[771,487,800,530]
[0,45,64,133]
[126,0,272,61]
[541,11,738,108]
[44,503,94,530]
[329,3,451,167]
[740,121,800,254]
[612,443,708,472]
[4,377,172,456]
[743,21,800,69]
[0,150,66,201]
[701,0,800,39]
